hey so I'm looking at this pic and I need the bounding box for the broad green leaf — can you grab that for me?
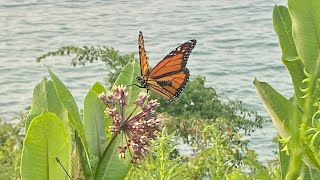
[95,135,131,180]
[273,5,298,60]
[114,59,142,115]
[71,146,84,180]
[282,57,307,110]
[288,0,320,74]
[92,82,106,94]
[273,5,308,109]
[91,82,112,145]
[21,112,71,180]
[304,166,320,179]
[90,81,111,142]
[26,78,67,130]
[48,68,91,179]
[47,68,82,129]
[47,68,88,154]
[75,132,92,180]
[302,143,320,170]
[83,89,107,170]
[254,78,304,179]
[253,78,302,138]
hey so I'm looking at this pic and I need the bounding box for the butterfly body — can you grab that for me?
[137,31,196,101]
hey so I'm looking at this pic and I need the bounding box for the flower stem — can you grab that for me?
[95,132,119,178]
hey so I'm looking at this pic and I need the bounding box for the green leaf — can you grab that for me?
[91,82,112,143]
[273,5,309,109]
[288,0,320,74]
[304,166,320,179]
[92,82,106,94]
[273,5,298,60]
[21,112,71,180]
[47,68,91,178]
[75,132,92,180]
[26,78,67,130]
[83,89,107,170]
[94,135,131,180]
[282,57,307,110]
[114,59,143,115]
[90,82,112,144]
[253,78,302,137]
[302,143,320,170]
[226,171,248,180]
[47,68,88,152]
[47,68,82,129]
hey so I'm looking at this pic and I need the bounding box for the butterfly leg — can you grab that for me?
[127,83,145,88]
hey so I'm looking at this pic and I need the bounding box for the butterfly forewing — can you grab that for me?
[139,31,150,76]
[149,39,196,77]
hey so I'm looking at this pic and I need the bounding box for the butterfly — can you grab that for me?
[136,31,197,101]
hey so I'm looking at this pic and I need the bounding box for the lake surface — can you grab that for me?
[1,0,288,162]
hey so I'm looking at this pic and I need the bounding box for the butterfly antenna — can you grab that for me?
[56,157,73,180]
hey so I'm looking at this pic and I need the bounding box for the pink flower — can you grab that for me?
[99,85,162,162]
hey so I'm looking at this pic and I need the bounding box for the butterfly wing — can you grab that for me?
[146,69,190,101]
[147,39,197,101]
[145,79,172,100]
[138,31,150,76]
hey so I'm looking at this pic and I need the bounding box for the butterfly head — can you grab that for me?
[136,76,147,87]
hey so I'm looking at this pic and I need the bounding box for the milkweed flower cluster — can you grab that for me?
[99,85,162,163]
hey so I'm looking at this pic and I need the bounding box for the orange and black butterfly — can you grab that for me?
[136,31,197,101]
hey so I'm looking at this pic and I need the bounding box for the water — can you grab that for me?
[1,0,288,162]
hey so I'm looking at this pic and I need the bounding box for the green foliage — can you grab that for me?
[179,124,248,179]
[0,114,24,180]
[157,77,263,156]
[126,128,188,180]
[126,76,265,179]
[254,2,320,179]
[128,125,277,180]
[37,46,134,86]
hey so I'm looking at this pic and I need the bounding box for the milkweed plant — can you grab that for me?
[20,60,161,180]
[254,0,320,179]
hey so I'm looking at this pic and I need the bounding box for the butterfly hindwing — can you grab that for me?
[146,80,172,100]
[145,68,189,101]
